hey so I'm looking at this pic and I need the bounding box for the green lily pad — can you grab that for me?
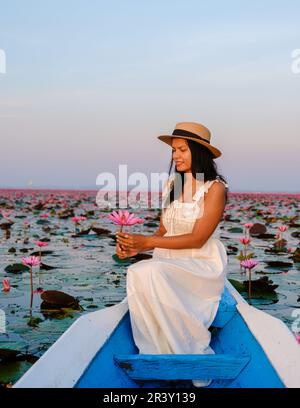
[227,227,243,233]
[4,263,30,274]
[249,223,267,236]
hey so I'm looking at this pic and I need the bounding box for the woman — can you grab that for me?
[116,122,228,388]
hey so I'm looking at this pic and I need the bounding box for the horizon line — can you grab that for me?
[0,186,299,195]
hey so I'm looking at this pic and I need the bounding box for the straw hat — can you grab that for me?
[157,122,222,158]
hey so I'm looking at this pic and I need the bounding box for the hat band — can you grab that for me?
[172,129,210,144]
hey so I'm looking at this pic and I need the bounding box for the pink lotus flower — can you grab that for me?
[239,237,251,245]
[287,247,294,253]
[2,210,13,219]
[278,225,288,232]
[72,215,87,223]
[240,259,259,270]
[40,213,50,219]
[244,223,254,229]
[35,241,48,248]
[2,279,10,292]
[108,210,144,227]
[23,220,30,226]
[21,256,41,267]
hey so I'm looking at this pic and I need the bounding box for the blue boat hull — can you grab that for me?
[76,290,284,388]
[15,280,299,388]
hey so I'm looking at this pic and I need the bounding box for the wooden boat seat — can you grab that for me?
[113,288,243,381]
[113,353,250,380]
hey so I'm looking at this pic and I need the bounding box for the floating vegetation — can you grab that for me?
[0,189,299,386]
[249,223,267,236]
[5,263,30,274]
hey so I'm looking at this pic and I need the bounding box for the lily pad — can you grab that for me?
[229,276,278,294]
[243,276,278,294]
[0,349,20,361]
[4,263,30,274]
[112,254,132,264]
[30,250,54,256]
[36,219,50,225]
[19,248,29,253]
[40,262,58,270]
[27,316,43,328]
[227,245,238,253]
[144,221,158,228]
[249,223,267,236]
[292,248,300,262]
[227,227,243,233]
[255,233,276,239]
[264,260,293,269]
[41,290,80,309]
[91,226,111,235]
[72,227,92,237]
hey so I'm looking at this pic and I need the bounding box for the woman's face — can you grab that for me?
[172,138,192,172]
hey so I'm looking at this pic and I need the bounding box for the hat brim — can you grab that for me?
[157,135,222,158]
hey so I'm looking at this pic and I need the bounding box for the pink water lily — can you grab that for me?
[109,210,144,256]
[40,213,50,219]
[276,225,288,243]
[240,259,259,306]
[2,279,10,292]
[240,259,259,270]
[21,256,41,300]
[2,210,13,219]
[108,210,144,227]
[244,223,254,229]
[22,256,41,267]
[35,241,48,248]
[72,216,86,223]
[239,237,251,245]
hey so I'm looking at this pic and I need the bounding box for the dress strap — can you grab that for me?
[192,176,228,201]
[162,174,228,202]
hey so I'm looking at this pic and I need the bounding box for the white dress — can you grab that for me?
[126,175,228,360]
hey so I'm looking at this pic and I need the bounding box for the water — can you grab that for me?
[0,189,299,386]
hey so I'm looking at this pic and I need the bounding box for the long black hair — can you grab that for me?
[163,139,229,210]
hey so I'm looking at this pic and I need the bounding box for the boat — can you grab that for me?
[13,279,300,388]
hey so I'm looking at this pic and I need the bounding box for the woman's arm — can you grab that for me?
[145,182,226,251]
[117,182,226,252]
[152,212,167,237]
[142,213,167,250]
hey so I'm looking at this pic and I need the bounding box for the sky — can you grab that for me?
[0,0,299,192]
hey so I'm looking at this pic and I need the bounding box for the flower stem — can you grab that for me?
[30,266,33,297]
[248,269,252,305]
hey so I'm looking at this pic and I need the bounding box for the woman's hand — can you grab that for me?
[116,242,138,259]
[116,232,149,253]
